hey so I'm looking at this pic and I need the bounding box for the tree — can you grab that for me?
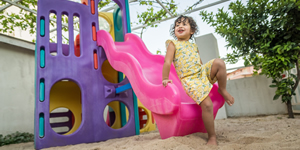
[0,0,178,40]
[136,0,177,38]
[0,0,37,36]
[0,0,205,40]
[200,0,300,118]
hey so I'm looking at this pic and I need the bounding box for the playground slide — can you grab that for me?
[97,30,187,113]
[97,30,225,139]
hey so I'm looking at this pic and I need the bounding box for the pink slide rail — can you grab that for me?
[97,30,225,139]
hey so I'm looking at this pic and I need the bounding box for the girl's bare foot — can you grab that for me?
[218,89,234,106]
[207,136,217,145]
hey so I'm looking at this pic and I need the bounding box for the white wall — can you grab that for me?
[0,34,35,135]
[195,34,227,120]
[225,75,287,117]
[195,33,220,63]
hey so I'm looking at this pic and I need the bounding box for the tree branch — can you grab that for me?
[248,33,267,54]
[140,27,145,39]
[186,0,204,11]
[140,0,169,5]
[143,4,176,26]
[252,49,264,54]
[250,33,257,43]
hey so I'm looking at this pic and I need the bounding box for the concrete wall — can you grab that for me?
[195,34,287,117]
[0,34,35,135]
[195,33,220,63]
[226,75,287,117]
[195,34,227,120]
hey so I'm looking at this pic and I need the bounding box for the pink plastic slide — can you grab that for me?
[97,30,225,139]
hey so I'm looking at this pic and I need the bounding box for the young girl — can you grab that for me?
[162,15,235,145]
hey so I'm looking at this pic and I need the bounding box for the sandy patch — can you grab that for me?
[1,115,299,150]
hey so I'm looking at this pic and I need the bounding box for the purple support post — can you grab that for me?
[112,0,129,35]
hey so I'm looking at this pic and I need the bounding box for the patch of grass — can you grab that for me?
[277,117,282,119]
[0,132,34,146]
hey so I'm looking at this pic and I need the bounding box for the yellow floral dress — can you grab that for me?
[166,40,217,105]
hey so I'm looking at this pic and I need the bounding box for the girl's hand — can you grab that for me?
[162,79,173,87]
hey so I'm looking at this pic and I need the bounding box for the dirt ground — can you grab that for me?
[1,114,299,150]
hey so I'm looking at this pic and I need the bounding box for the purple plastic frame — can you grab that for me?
[34,0,135,149]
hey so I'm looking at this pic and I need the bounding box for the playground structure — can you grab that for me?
[74,10,156,131]
[97,30,225,138]
[97,11,156,132]
[34,0,225,149]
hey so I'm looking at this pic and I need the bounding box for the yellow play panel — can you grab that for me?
[49,80,81,135]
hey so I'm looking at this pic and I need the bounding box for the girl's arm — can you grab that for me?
[162,42,175,87]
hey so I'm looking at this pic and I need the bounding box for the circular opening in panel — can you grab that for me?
[50,107,74,135]
[101,60,118,83]
[49,80,82,135]
[103,101,129,129]
[103,105,116,127]
[138,107,149,129]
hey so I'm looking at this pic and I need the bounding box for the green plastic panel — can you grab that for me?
[40,18,45,37]
[40,48,45,68]
[39,113,44,138]
[39,79,45,102]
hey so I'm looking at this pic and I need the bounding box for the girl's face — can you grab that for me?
[174,18,194,41]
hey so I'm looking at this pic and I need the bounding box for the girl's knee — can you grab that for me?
[200,98,213,112]
[215,58,225,66]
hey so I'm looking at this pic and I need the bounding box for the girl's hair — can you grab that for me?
[170,15,199,40]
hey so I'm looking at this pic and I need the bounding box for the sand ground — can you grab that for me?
[1,114,300,150]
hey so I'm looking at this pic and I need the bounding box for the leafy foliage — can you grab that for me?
[0,132,34,146]
[0,0,37,35]
[0,0,203,40]
[136,0,178,37]
[200,0,300,118]
[98,0,113,8]
[137,0,177,27]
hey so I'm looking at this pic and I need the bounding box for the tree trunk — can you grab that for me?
[140,27,145,39]
[288,57,300,119]
[286,100,294,118]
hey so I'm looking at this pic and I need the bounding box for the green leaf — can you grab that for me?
[289,63,294,68]
[244,59,250,66]
[290,73,297,79]
[284,34,292,39]
[269,84,277,88]
[273,94,280,100]
[283,61,287,65]
[0,132,33,146]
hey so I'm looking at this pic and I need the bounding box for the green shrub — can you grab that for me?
[0,132,34,146]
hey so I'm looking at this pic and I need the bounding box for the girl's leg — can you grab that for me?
[210,58,234,106]
[200,96,217,145]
